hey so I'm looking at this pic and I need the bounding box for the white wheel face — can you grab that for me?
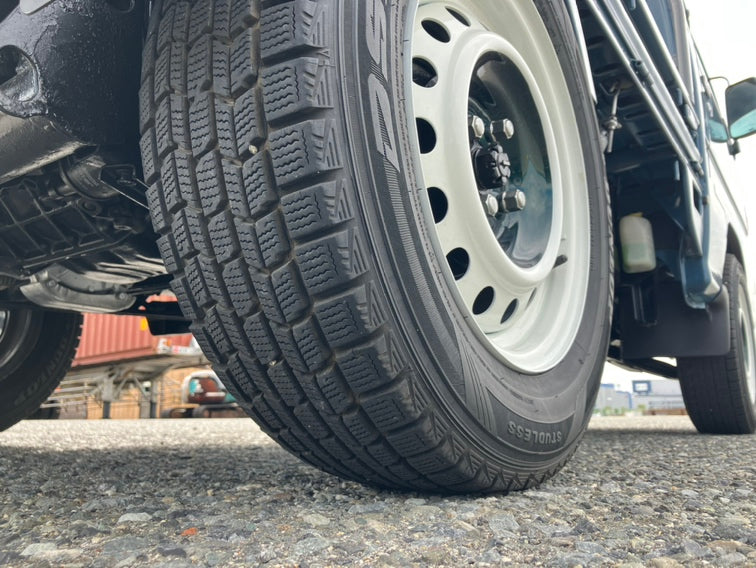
[739,285,756,405]
[410,1,591,373]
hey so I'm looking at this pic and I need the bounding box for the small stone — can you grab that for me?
[489,513,520,537]
[576,541,606,555]
[720,552,747,565]
[294,536,330,556]
[629,538,651,553]
[680,539,708,558]
[600,481,622,493]
[710,540,744,553]
[157,545,187,558]
[258,548,277,563]
[454,520,480,537]
[715,524,749,540]
[650,558,683,568]
[408,505,443,519]
[526,490,556,500]
[347,502,387,515]
[557,552,593,567]
[479,548,501,563]
[102,536,149,557]
[302,513,330,527]
[572,519,600,535]
[20,543,56,557]
[114,555,138,568]
[404,498,426,506]
[117,513,151,523]
[205,551,224,566]
[420,547,448,564]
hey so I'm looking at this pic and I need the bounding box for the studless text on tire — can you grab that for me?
[140,0,613,492]
[0,310,82,431]
[678,255,756,434]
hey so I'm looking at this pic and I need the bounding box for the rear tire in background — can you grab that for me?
[0,310,82,431]
[141,0,612,491]
[678,255,756,434]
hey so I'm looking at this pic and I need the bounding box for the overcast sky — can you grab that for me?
[686,0,755,80]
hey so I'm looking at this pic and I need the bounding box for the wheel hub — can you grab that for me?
[410,1,591,373]
[473,140,511,191]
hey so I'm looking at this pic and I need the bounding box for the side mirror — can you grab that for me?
[726,78,756,139]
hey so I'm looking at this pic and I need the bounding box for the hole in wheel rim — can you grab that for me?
[446,248,470,280]
[473,287,495,315]
[446,7,470,26]
[421,19,451,43]
[428,187,448,223]
[501,299,518,323]
[416,119,437,154]
[412,57,438,88]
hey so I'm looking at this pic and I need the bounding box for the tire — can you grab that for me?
[27,405,62,420]
[140,0,612,491]
[678,255,756,434]
[0,310,82,431]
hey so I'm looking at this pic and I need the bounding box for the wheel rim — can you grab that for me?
[0,309,35,372]
[739,284,756,405]
[410,1,590,373]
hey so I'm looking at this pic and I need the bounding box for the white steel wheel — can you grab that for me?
[411,1,590,373]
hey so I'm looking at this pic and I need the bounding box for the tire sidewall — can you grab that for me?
[0,309,41,378]
[339,0,612,464]
[0,311,81,431]
[731,261,756,428]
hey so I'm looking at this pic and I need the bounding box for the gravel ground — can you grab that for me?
[0,416,754,567]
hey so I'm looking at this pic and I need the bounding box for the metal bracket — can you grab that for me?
[19,1,55,15]
[20,265,135,313]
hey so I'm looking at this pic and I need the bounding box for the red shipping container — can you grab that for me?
[73,313,195,368]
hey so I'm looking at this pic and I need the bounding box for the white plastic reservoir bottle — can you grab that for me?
[620,214,657,274]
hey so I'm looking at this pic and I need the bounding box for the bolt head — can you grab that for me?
[489,119,515,142]
[484,194,499,216]
[502,189,527,212]
[469,115,486,140]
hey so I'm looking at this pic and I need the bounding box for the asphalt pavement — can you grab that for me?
[0,416,754,567]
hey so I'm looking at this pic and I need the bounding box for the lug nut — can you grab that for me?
[469,115,486,140]
[501,189,526,212]
[484,194,500,216]
[489,118,515,142]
